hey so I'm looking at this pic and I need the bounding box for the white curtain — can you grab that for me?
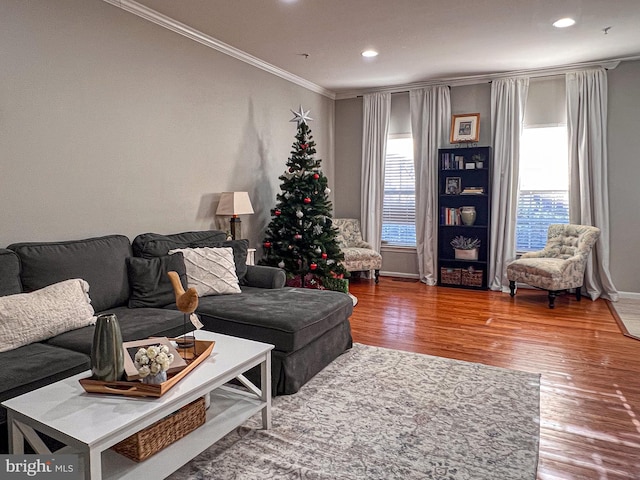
[566,68,618,301]
[361,92,391,251]
[409,86,451,285]
[489,77,529,291]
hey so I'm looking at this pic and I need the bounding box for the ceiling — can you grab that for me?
[134,0,640,96]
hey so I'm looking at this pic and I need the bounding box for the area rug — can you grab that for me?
[348,292,358,306]
[610,297,640,340]
[170,344,540,480]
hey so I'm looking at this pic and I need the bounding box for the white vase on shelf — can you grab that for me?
[459,206,477,226]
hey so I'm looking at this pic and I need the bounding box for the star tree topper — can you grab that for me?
[290,105,313,126]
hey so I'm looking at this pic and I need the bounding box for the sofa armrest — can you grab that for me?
[244,265,286,289]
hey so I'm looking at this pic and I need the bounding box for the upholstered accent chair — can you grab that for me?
[333,218,382,283]
[507,224,600,308]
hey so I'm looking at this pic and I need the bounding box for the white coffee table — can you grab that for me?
[2,331,273,480]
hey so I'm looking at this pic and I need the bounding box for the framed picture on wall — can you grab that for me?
[450,113,480,143]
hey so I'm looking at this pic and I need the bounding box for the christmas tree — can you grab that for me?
[259,106,348,290]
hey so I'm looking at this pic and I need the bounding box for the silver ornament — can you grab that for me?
[296,210,304,218]
[324,187,331,194]
[278,261,285,268]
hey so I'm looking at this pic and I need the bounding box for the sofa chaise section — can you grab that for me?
[133,230,355,395]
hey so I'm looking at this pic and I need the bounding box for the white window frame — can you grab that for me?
[381,133,416,248]
[516,123,569,253]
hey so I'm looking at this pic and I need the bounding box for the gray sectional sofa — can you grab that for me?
[0,230,353,453]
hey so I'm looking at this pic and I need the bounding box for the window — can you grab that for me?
[382,135,416,247]
[516,126,569,251]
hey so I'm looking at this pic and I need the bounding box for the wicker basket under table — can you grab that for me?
[112,397,206,462]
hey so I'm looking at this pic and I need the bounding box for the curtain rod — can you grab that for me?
[338,58,630,100]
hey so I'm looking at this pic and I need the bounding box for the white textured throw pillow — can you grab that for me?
[0,279,96,353]
[169,247,241,296]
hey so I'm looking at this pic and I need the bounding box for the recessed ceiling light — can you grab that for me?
[553,17,576,28]
[362,50,379,58]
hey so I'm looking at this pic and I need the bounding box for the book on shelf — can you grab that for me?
[441,207,461,225]
[441,153,465,170]
[460,187,484,195]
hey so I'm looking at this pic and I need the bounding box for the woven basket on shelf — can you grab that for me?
[112,397,206,462]
[440,267,461,285]
[461,268,483,287]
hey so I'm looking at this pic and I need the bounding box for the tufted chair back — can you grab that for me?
[332,218,372,249]
[537,224,601,261]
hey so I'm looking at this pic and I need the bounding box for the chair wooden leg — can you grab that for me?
[576,287,582,301]
[509,281,516,297]
[548,291,557,309]
[374,270,380,284]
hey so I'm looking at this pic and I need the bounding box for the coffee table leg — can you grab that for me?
[83,448,102,480]
[261,353,272,429]
[7,412,24,454]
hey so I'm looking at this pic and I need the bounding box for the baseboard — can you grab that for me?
[380,271,420,280]
[618,291,640,299]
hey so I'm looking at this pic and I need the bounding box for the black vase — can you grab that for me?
[91,313,124,381]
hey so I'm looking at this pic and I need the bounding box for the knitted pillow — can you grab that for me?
[0,279,96,353]
[168,247,241,296]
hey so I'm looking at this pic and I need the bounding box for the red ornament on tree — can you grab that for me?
[313,173,320,180]
[294,234,302,240]
[321,253,328,259]
[263,241,272,248]
[310,263,318,270]
[300,143,308,150]
[275,209,281,216]
[303,197,311,204]
[289,167,295,173]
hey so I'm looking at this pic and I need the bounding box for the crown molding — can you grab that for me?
[102,0,336,100]
[334,58,637,100]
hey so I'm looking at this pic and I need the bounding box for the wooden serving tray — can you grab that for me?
[79,339,215,398]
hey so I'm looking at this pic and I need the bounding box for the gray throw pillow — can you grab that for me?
[126,253,188,308]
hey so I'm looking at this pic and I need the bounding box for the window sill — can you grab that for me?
[381,245,417,254]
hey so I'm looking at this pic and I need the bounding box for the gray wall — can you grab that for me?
[0,0,334,252]
[334,64,640,293]
[334,97,362,220]
[608,60,640,293]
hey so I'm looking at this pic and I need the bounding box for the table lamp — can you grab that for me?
[216,192,254,240]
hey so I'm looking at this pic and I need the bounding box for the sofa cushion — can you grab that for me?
[193,286,353,352]
[8,235,132,312]
[46,306,191,355]
[0,279,96,353]
[126,253,188,308]
[169,247,241,296]
[133,232,249,284]
[0,249,21,297]
[132,230,228,258]
[0,342,90,422]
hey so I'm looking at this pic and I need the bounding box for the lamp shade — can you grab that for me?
[216,192,254,216]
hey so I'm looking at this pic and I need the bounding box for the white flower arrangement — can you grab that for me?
[134,344,174,378]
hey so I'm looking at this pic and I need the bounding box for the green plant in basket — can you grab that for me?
[450,235,480,250]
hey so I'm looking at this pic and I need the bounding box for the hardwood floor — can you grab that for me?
[347,277,640,480]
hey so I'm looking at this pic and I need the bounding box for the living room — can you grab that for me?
[2,1,640,479]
